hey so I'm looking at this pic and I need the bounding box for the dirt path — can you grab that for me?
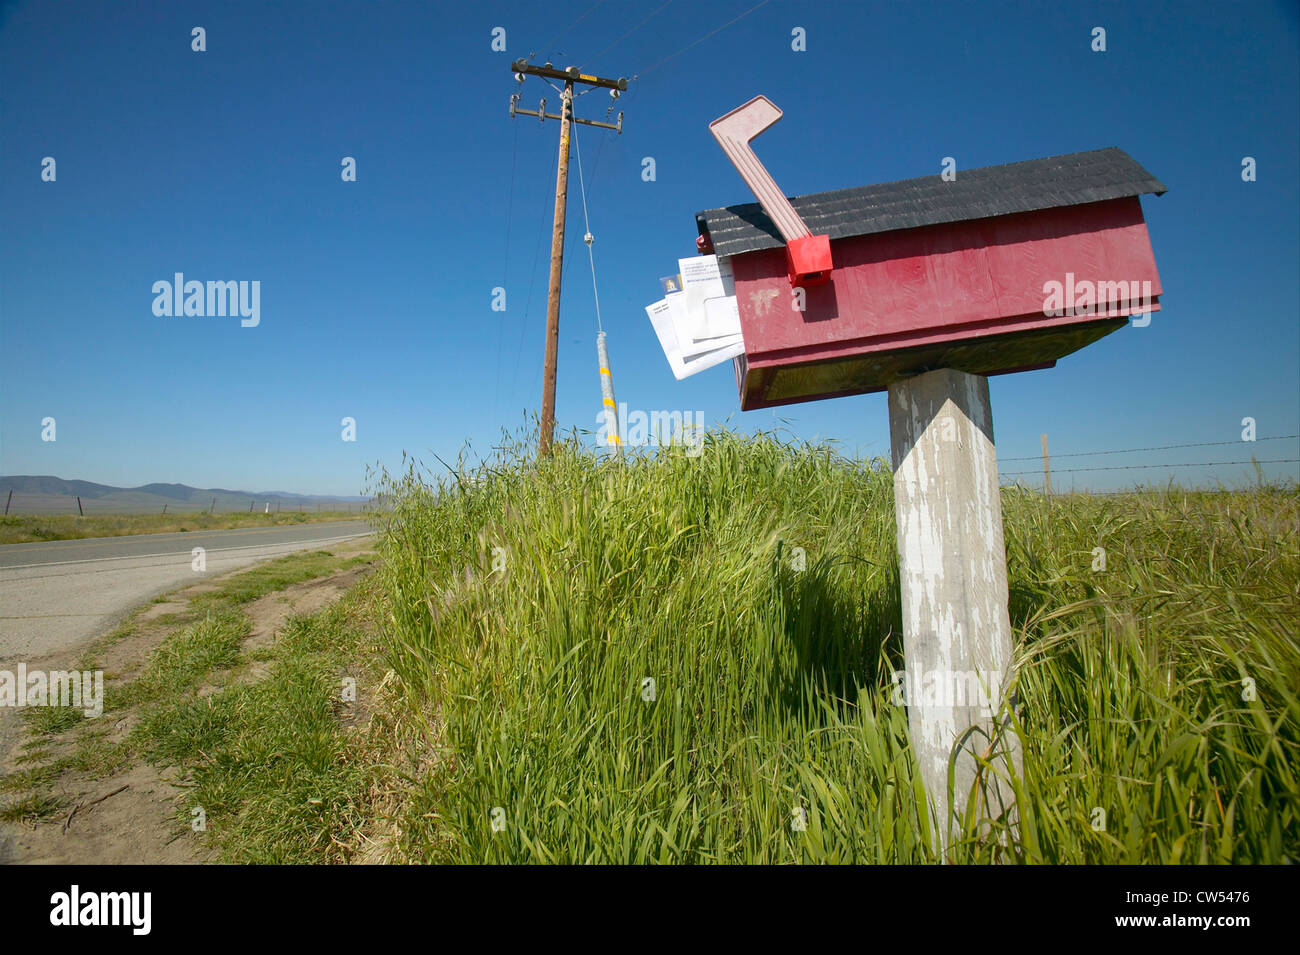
[0,540,375,865]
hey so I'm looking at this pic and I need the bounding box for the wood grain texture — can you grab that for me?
[888,368,1021,851]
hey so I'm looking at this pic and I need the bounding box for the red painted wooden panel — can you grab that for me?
[730,197,1162,366]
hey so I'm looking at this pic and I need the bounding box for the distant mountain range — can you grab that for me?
[0,475,368,515]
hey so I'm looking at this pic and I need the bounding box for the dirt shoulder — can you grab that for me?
[0,538,379,865]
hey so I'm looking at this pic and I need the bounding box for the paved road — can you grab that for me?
[0,521,373,663]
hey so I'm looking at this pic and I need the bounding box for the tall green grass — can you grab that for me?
[373,431,1299,863]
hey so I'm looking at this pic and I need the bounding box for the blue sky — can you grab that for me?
[2,0,1297,495]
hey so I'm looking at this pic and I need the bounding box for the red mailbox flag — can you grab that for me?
[708,96,833,287]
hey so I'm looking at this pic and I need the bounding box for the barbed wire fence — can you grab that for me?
[2,436,1297,515]
[998,434,1299,493]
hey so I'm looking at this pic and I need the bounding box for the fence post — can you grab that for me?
[77,496,84,517]
[4,490,11,515]
[1041,433,1052,496]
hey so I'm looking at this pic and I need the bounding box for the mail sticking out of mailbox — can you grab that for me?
[644,254,745,380]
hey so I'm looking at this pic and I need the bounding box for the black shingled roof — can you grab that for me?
[696,147,1166,257]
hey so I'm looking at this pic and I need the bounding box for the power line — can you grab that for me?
[495,119,521,407]
[510,175,553,406]
[541,0,607,55]
[591,0,674,62]
[582,74,633,198]
[503,120,519,284]
[999,434,1299,462]
[633,0,772,79]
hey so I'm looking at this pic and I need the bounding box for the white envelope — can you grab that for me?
[678,254,742,343]
[646,298,745,380]
[667,292,735,359]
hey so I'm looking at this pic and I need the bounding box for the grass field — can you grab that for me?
[371,430,1299,863]
[0,510,363,545]
[5,430,1293,864]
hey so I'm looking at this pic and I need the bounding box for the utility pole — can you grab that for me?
[509,60,627,456]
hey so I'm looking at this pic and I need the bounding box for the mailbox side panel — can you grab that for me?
[731,197,1161,362]
[730,197,1163,409]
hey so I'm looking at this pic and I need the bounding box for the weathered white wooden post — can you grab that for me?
[888,368,1021,852]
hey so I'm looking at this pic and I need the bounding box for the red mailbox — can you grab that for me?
[696,118,1166,410]
[694,98,1168,840]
